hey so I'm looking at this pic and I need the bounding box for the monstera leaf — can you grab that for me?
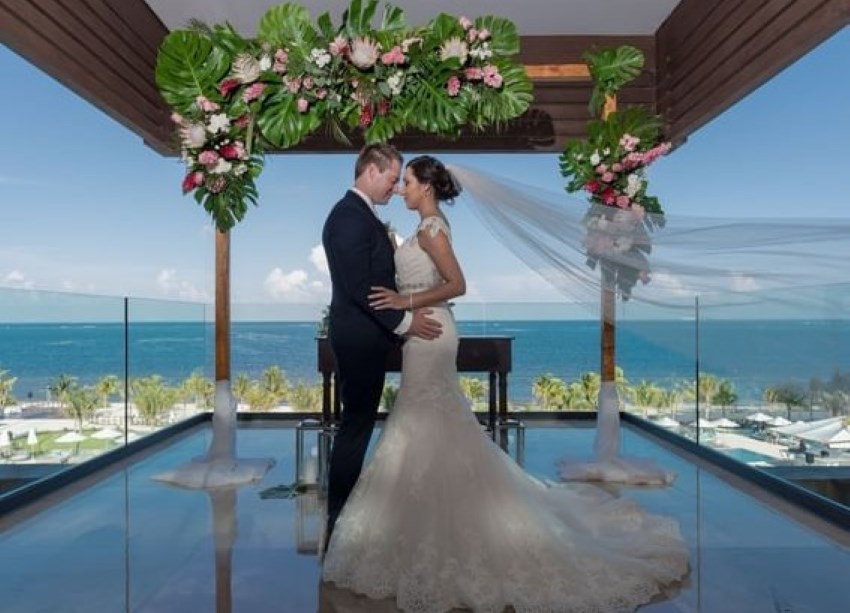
[583,46,645,116]
[156,31,230,112]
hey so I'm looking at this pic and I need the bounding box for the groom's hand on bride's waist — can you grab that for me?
[406,309,442,340]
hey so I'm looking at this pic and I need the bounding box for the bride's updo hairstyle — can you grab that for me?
[407,155,462,204]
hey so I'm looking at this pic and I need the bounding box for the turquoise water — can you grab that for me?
[1,319,848,402]
[722,448,775,465]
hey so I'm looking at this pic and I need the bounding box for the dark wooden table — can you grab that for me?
[317,336,513,430]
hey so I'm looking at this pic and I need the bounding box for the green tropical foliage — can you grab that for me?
[131,376,179,425]
[0,370,17,408]
[64,385,99,431]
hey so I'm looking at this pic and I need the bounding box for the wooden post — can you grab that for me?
[215,230,231,382]
[601,95,617,385]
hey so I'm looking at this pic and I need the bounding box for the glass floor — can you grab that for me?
[1,421,849,612]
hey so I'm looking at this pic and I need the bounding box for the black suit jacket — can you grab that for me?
[322,190,404,349]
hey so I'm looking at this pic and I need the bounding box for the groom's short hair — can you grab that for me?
[355,143,403,179]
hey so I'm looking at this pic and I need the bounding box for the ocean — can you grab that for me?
[1,320,847,404]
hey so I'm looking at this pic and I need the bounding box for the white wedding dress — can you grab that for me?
[322,217,689,613]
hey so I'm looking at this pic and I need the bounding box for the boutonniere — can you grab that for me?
[384,222,403,248]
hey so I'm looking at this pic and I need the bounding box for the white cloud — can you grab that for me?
[264,267,328,302]
[310,244,329,275]
[155,269,209,301]
[2,270,34,289]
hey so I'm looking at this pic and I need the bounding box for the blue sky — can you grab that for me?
[1,28,848,313]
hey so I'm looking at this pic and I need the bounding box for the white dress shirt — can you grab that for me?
[351,188,412,336]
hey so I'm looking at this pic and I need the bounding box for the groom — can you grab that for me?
[321,143,441,548]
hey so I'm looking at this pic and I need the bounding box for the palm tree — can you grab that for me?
[714,379,738,418]
[131,376,178,425]
[697,373,720,421]
[575,371,601,410]
[95,375,121,408]
[243,384,278,412]
[459,377,487,409]
[765,382,807,420]
[532,374,567,410]
[0,370,18,408]
[232,373,251,406]
[64,385,99,431]
[288,382,322,412]
[381,383,399,412]
[261,365,290,406]
[632,380,666,416]
[49,374,77,411]
[182,370,214,411]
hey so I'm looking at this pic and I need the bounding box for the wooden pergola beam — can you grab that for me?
[524,64,590,80]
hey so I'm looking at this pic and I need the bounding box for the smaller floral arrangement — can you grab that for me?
[558,46,671,299]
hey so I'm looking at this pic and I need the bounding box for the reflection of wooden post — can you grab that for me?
[601,95,617,385]
[215,231,230,382]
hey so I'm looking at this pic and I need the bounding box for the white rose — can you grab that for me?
[589,152,601,166]
[259,55,272,71]
[207,113,231,134]
[212,158,233,175]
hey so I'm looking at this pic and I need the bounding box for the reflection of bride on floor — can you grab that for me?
[322,155,689,613]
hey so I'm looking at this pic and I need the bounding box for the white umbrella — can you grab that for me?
[91,427,123,440]
[55,431,87,444]
[55,431,87,454]
[767,416,792,427]
[696,419,718,429]
[746,412,774,423]
[714,418,740,428]
[653,416,680,428]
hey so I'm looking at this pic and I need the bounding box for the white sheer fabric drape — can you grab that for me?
[448,164,850,484]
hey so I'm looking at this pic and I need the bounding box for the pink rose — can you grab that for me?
[218,79,241,97]
[477,29,490,41]
[596,164,608,174]
[242,82,266,103]
[297,98,309,113]
[285,77,301,94]
[482,65,502,88]
[380,46,406,66]
[329,36,348,56]
[170,112,183,124]
[198,150,220,166]
[602,172,615,183]
[219,142,246,160]
[467,29,478,43]
[302,77,313,90]
[464,67,483,80]
[446,76,461,97]
[612,163,623,172]
[182,171,204,193]
[459,16,473,30]
[615,195,631,208]
[195,96,219,112]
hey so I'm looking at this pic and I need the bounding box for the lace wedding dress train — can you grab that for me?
[322,217,689,612]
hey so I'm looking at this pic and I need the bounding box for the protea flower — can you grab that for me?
[440,37,468,64]
[231,53,261,83]
[349,37,380,69]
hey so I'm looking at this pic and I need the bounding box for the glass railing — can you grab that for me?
[0,288,209,489]
[4,288,848,508]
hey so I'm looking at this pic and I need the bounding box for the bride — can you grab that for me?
[321,155,689,612]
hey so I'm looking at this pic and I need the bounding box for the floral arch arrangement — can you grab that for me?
[558,46,671,300]
[155,0,533,231]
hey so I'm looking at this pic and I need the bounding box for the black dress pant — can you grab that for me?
[325,338,388,542]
